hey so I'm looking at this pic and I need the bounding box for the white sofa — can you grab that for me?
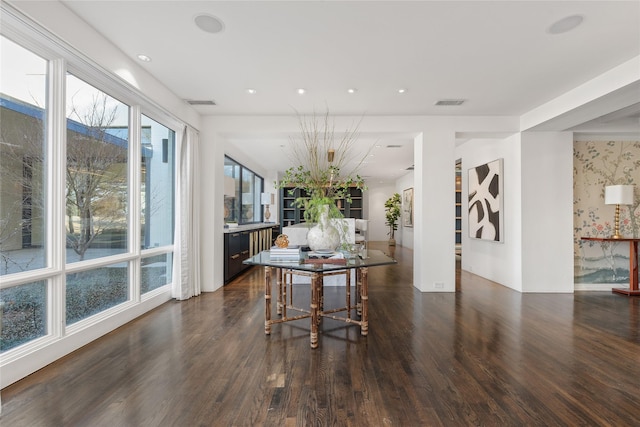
[282,218,356,247]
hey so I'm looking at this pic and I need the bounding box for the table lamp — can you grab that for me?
[261,192,274,222]
[605,184,634,239]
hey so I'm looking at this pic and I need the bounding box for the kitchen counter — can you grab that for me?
[224,223,280,234]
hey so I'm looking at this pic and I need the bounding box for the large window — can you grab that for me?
[0,36,49,353]
[224,156,263,224]
[0,24,178,361]
[0,36,47,274]
[141,114,175,249]
[66,263,128,325]
[0,281,47,352]
[65,74,130,262]
[141,253,173,293]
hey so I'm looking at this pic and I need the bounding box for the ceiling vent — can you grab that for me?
[186,99,216,106]
[386,144,402,148]
[406,165,414,170]
[435,99,465,106]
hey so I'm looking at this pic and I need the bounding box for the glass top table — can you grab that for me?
[244,249,397,348]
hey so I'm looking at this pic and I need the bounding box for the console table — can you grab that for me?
[244,249,397,348]
[581,237,640,296]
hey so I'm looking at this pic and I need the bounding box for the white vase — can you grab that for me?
[307,205,340,251]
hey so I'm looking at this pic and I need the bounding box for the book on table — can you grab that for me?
[269,245,301,260]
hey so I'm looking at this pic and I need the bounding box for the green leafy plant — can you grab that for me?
[276,109,370,224]
[385,193,402,240]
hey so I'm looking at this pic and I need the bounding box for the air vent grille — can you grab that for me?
[435,99,465,106]
[186,100,216,106]
[406,165,414,170]
[386,144,402,148]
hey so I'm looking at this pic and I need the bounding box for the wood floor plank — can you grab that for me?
[1,242,639,426]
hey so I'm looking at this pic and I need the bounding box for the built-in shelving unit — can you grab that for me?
[279,187,364,228]
[280,188,309,226]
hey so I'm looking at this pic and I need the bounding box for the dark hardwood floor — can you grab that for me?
[2,242,639,426]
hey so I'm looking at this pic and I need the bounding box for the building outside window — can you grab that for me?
[0,36,49,351]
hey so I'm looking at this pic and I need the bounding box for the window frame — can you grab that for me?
[0,3,182,368]
[224,155,264,225]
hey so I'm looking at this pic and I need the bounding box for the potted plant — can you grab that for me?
[385,193,401,245]
[276,110,369,250]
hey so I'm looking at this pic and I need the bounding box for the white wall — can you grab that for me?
[199,121,226,292]
[456,132,574,293]
[413,125,456,292]
[365,183,397,242]
[456,135,523,291]
[520,132,574,293]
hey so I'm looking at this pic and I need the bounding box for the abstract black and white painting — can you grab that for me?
[468,159,503,242]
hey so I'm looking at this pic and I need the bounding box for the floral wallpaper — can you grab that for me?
[574,140,640,284]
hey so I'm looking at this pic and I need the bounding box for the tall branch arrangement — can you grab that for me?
[277,110,370,222]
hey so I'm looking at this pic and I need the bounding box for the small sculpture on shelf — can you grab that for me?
[274,234,290,248]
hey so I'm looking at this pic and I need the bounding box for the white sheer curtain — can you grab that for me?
[172,125,201,300]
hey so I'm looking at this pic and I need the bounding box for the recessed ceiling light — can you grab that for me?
[547,14,584,35]
[398,88,407,94]
[194,13,225,34]
[347,88,357,94]
[297,88,306,95]
[246,88,257,95]
[137,54,151,62]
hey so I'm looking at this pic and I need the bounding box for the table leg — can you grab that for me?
[281,268,287,318]
[346,269,351,321]
[360,267,369,336]
[613,241,640,296]
[276,267,283,315]
[265,266,272,334]
[319,274,324,325]
[310,272,319,348]
[356,268,362,316]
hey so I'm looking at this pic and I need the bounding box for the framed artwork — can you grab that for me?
[402,188,413,227]
[468,158,503,242]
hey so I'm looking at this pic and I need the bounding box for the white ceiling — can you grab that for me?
[56,0,640,182]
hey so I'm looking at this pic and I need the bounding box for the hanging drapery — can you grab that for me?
[172,125,201,300]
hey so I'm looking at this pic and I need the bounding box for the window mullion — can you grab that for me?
[48,57,67,337]
[130,105,142,301]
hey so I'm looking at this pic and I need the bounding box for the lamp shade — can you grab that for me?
[605,185,634,205]
[224,176,236,197]
[261,192,274,205]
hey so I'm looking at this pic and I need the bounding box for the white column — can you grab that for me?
[199,122,226,291]
[414,121,457,292]
[520,131,574,293]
